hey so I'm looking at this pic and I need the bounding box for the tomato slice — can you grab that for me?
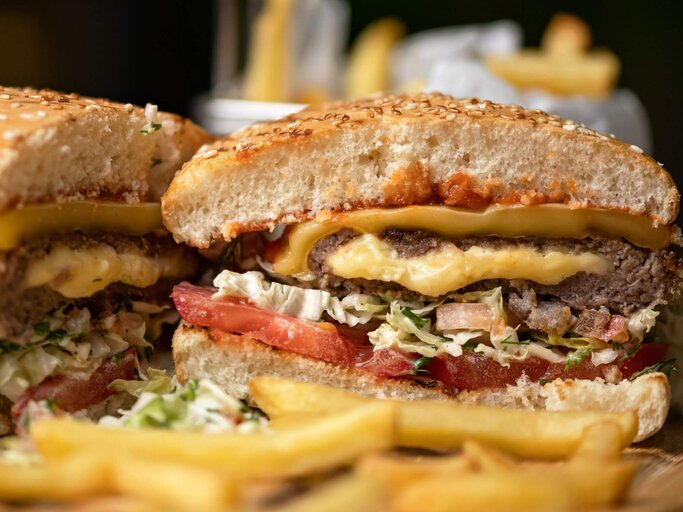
[173,283,417,377]
[11,348,137,423]
[617,342,669,377]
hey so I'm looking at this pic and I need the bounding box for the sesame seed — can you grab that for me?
[562,124,577,131]
[85,105,98,111]
[445,113,457,121]
[3,129,22,141]
[0,94,10,100]
[10,103,21,109]
[124,103,134,113]
[630,144,644,154]
[40,100,50,106]
[203,149,218,158]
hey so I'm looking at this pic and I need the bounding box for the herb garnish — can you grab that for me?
[401,307,427,328]
[564,348,593,370]
[140,122,162,135]
[412,356,433,375]
[617,345,640,364]
[0,340,22,354]
[629,359,677,381]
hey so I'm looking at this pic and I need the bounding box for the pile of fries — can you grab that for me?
[0,376,640,511]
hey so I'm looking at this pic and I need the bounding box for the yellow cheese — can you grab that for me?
[0,201,163,251]
[326,234,609,297]
[272,205,669,276]
[24,243,187,298]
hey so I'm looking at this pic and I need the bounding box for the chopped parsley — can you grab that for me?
[617,345,640,364]
[564,348,593,371]
[629,359,677,381]
[0,340,21,354]
[140,122,162,135]
[412,356,433,375]
[501,337,529,345]
[110,352,125,363]
[401,307,427,329]
[33,322,66,343]
[538,378,552,385]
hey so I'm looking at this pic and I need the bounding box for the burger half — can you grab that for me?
[0,86,212,432]
[163,93,681,441]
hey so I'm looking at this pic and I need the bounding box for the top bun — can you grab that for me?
[0,86,213,211]
[162,93,679,248]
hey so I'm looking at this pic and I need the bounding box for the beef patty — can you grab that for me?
[306,229,683,318]
[0,232,199,337]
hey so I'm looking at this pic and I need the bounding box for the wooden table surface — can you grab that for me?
[618,413,683,511]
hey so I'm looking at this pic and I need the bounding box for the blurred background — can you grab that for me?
[0,0,681,183]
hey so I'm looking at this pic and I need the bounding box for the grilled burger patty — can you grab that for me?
[0,232,198,337]
[307,229,683,319]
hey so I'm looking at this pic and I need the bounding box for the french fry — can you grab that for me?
[249,377,639,458]
[267,474,387,512]
[485,50,620,98]
[111,456,235,511]
[571,421,623,462]
[355,453,472,488]
[463,424,636,507]
[541,13,592,56]
[0,452,110,502]
[31,401,395,479]
[68,496,160,512]
[242,0,294,102]
[344,17,405,99]
[391,473,574,512]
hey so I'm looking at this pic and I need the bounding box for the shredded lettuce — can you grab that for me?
[100,378,268,434]
[0,300,167,402]
[109,368,173,397]
[627,308,659,341]
[213,270,386,326]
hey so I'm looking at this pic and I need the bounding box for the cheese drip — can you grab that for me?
[0,201,163,251]
[271,205,668,276]
[25,243,187,298]
[325,234,609,297]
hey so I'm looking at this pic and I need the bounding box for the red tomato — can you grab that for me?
[173,283,417,378]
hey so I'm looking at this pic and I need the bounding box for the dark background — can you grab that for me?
[0,0,681,183]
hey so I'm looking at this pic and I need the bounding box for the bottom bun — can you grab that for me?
[172,321,671,442]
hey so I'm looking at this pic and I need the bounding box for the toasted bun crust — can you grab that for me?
[163,93,678,247]
[0,86,213,210]
[173,322,671,442]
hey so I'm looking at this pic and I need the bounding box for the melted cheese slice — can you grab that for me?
[0,201,163,251]
[24,243,187,298]
[326,234,609,297]
[272,205,669,276]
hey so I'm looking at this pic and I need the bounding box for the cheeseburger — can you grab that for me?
[164,93,680,441]
[0,86,212,432]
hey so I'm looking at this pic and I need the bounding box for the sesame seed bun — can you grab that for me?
[162,92,679,248]
[0,86,213,211]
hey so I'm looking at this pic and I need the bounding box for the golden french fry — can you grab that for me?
[68,496,160,512]
[32,402,395,479]
[463,425,636,507]
[392,473,574,512]
[485,50,621,98]
[355,453,472,488]
[268,474,387,512]
[111,456,235,511]
[242,0,293,102]
[0,452,110,502]
[345,17,405,98]
[541,13,592,56]
[249,377,638,459]
[249,376,363,418]
[572,421,623,462]
[462,439,516,472]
